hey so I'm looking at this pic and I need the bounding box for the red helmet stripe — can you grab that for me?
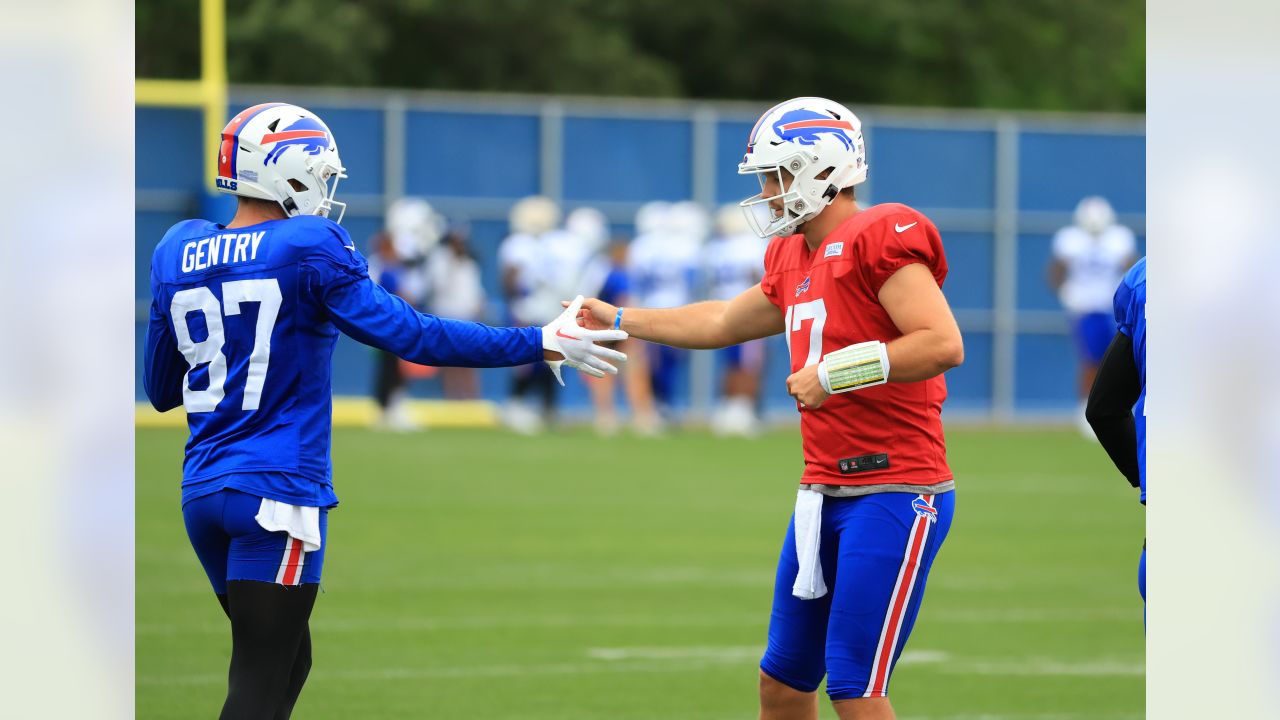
[217,102,287,181]
[259,129,327,145]
[778,119,855,132]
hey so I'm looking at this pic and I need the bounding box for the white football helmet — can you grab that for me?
[565,206,609,255]
[1074,196,1116,236]
[509,195,561,236]
[738,97,868,238]
[215,103,347,222]
[666,201,710,242]
[634,201,671,236]
[386,197,445,261]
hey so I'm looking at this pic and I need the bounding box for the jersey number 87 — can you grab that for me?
[170,278,282,413]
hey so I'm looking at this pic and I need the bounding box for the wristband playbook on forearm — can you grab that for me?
[817,340,890,394]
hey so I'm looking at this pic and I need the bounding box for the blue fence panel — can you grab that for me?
[1015,232,1060,312]
[941,232,995,310]
[715,120,758,204]
[137,108,205,191]
[1014,333,1079,411]
[946,331,993,413]
[305,107,385,195]
[405,111,540,198]
[563,117,692,202]
[868,127,996,209]
[1018,131,1145,212]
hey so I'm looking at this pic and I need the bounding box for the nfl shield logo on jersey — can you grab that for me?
[795,276,811,297]
[911,497,938,523]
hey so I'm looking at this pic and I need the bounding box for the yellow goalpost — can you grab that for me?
[135,0,227,193]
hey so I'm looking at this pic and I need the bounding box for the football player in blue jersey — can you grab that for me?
[143,102,627,719]
[1086,257,1146,606]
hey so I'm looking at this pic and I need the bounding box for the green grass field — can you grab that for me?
[136,426,1144,719]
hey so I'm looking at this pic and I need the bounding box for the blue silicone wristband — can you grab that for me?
[613,307,624,330]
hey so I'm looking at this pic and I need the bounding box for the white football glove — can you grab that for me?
[542,295,628,385]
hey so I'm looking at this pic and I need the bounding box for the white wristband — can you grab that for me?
[817,340,890,394]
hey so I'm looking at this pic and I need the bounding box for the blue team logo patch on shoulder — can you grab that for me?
[773,109,856,151]
[261,117,331,165]
[795,276,811,297]
[911,497,938,523]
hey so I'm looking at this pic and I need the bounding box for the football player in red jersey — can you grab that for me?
[574,97,963,720]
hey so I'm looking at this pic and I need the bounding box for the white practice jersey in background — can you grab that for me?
[1052,224,1136,314]
[629,231,703,309]
[426,248,486,321]
[498,232,542,324]
[703,232,767,301]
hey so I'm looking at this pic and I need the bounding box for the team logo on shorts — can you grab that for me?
[795,276,811,297]
[911,497,938,523]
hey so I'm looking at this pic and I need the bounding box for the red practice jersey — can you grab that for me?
[760,203,953,488]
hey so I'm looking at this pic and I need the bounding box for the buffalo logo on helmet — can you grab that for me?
[261,117,331,165]
[911,497,938,523]
[771,108,856,152]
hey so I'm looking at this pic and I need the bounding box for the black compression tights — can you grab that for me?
[215,581,318,720]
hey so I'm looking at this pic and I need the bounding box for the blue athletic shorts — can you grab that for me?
[761,490,954,700]
[183,488,328,595]
[1072,312,1115,364]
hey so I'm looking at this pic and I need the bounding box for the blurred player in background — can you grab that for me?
[582,236,663,435]
[1047,196,1136,438]
[575,97,962,720]
[628,200,708,414]
[143,104,627,719]
[498,196,561,433]
[368,197,444,429]
[704,203,769,436]
[1086,256,1146,607]
[426,224,487,399]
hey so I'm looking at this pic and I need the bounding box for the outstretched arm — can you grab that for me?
[576,283,784,349]
[321,272,545,367]
[312,260,626,377]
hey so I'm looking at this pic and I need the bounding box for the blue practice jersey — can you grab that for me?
[144,215,542,507]
[1113,257,1146,502]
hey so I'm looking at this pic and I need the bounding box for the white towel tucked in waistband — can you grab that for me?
[255,499,322,552]
[791,488,827,600]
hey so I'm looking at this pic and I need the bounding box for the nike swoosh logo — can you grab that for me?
[343,244,356,252]
[895,222,918,233]
[555,328,581,341]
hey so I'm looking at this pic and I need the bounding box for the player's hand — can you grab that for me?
[543,296,628,385]
[561,296,617,332]
[786,365,831,409]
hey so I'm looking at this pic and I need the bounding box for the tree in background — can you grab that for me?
[137,0,1143,113]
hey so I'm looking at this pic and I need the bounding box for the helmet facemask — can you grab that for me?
[738,152,835,238]
[275,155,347,223]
